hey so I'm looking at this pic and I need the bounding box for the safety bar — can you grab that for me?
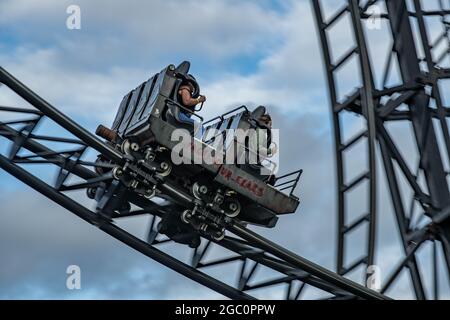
[203,105,248,126]
[274,169,303,196]
[165,99,204,122]
[233,139,278,175]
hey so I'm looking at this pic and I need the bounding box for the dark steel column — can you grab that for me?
[385,0,450,291]
[311,0,350,277]
[378,124,426,299]
[349,0,377,274]
[385,1,450,211]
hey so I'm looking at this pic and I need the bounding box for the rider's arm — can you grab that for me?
[257,128,277,158]
[179,87,202,108]
[267,142,277,157]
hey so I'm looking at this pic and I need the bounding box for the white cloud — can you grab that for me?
[2,0,450,300]
[0,0,284,67]
[0,1,328,124]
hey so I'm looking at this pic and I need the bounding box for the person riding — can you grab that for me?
[177,75,206,136]
[256,114,277,159]
[248,113,277,185]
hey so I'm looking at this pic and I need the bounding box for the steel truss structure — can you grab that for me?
[312,0,450,299]
[3,0,450,300]
[0,67,387,300]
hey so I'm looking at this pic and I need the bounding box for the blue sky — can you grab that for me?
[0,0,335,300]
[1,0,448,299]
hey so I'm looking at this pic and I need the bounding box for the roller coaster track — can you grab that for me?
[0,67,388,300]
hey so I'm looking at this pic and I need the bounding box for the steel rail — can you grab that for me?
[0,123,389,299]
[227,223,389,300]
[0,153,254,300]
[0,67,123,163]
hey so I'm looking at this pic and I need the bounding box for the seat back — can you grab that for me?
[117,82,146,137]
[164,63,206,133]
[165,97,196,132]
[251,105,266,119]
[111,64,180,139]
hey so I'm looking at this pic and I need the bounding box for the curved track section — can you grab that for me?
[312,0,378,278]
[0,67,387,300]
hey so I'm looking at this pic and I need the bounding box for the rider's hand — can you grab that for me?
[270,142,278,155]
[198,95,206,103]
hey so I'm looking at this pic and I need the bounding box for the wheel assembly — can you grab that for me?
[212,228,225,241]
[181,209,192,224]
[158,161,172,176]
[224,198,241,218]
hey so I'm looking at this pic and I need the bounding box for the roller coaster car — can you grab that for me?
[93,61,301,244]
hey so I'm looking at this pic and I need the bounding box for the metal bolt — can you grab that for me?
[161,162,169,170]
[199,185,208,194]
[215,195,224,204]
[112,167,123,179]
[130,142,139,151]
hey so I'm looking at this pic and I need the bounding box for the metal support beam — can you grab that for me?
[0,67,123,163]
[385,1,450,212]
[0,153,254,300]
[349,0,377,271]
[228,223,388,300]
